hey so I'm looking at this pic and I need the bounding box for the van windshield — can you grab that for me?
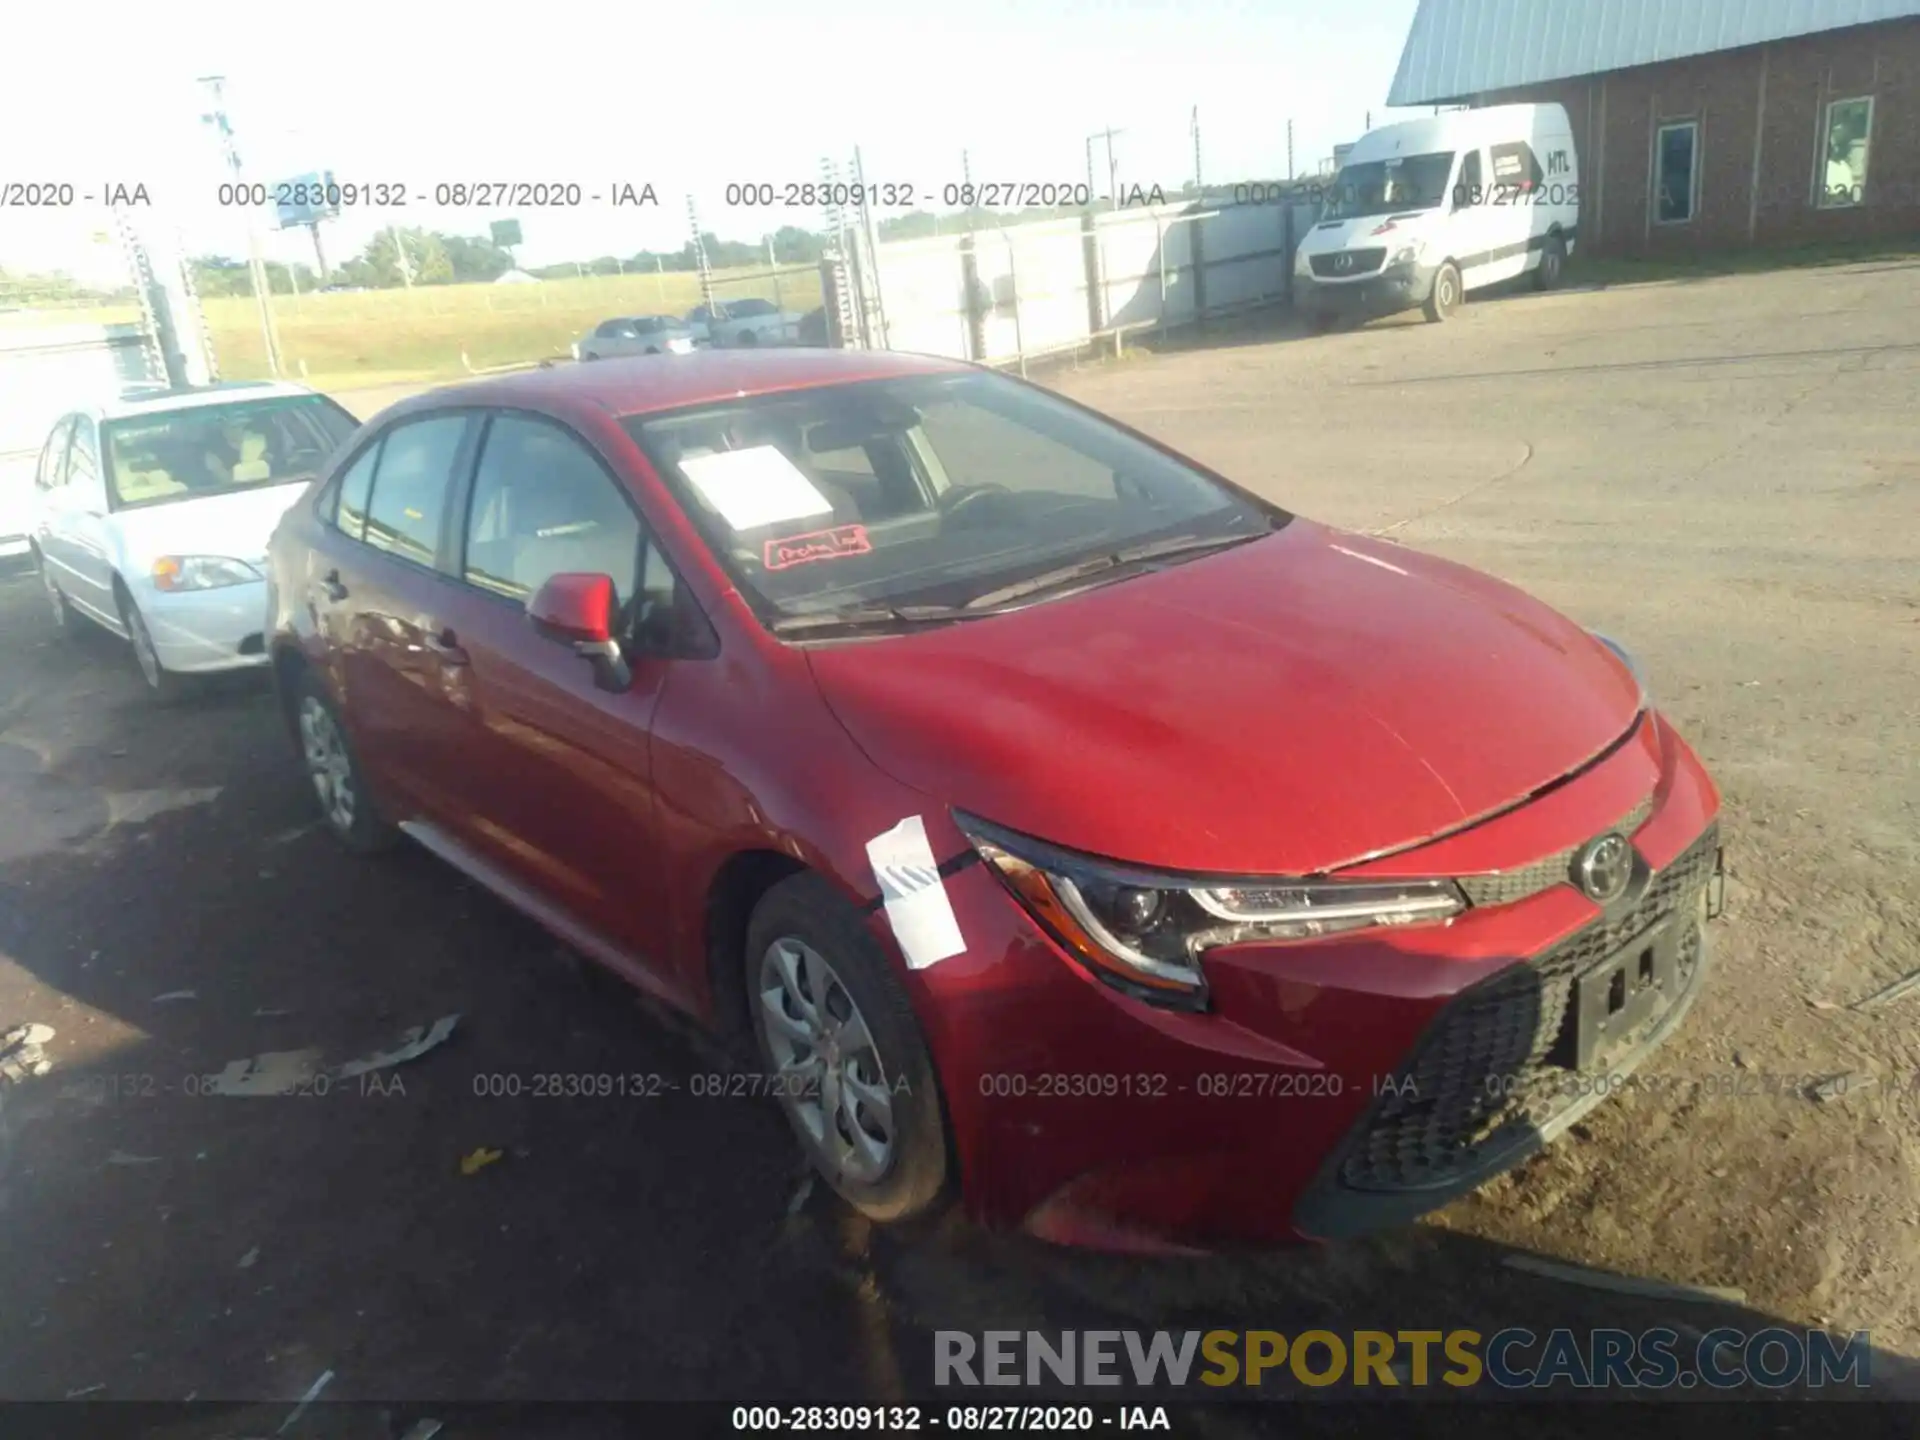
[1322,152,1456,221]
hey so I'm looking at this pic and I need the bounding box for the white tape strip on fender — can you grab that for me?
[866,815,966,970]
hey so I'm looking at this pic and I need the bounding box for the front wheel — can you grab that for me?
[746,873,950,1222]
[1423,261,1463,323]
[119,588,189,704]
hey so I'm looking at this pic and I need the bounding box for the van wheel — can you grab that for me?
[1423,262,1462,323]
[745,872,950,1223]
[1533,233,1566,291]
[1308,311,1340,335]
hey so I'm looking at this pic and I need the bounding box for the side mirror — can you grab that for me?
[528,572,630,689]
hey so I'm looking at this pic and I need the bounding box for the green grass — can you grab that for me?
[1566,236,1920,288]
[206,266,825,389]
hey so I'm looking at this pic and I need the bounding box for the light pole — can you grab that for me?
[197,75,283,377]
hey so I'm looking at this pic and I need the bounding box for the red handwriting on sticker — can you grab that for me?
[763,524,873,571]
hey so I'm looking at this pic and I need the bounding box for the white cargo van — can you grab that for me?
[1294,104,1579,328]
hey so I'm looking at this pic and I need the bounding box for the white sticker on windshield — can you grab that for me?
[678,446,835,532]
[866,815,966,970]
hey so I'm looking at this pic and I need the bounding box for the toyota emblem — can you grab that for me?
[1572,834,1634,904]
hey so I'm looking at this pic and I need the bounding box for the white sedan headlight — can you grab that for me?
[958,813,1465,1009]
[151,555,261,593]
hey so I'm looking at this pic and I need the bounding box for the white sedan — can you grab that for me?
[685,298,805,347]
[28,381,361,702]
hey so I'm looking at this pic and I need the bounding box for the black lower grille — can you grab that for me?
[1309,248,1386,278]
[1338,824,1720,1193]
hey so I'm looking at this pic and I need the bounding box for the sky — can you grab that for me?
[0,0,1424,286]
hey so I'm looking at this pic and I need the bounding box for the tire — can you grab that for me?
[735,329,759,346]
[116,583,190,704]
[644,346,660,356]
[745,872,950,1222]
[293,672,399,855]
[1308,311,1340,335]
[1533,232,1566,291]
[1423,261,1463,323]
[35,546,85,640]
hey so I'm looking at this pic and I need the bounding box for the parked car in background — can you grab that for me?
[1295,102,1578,329]
[574,315,697,361]
[685,297,803,347]
[264,348,1723,1252]
[31,380,360,701]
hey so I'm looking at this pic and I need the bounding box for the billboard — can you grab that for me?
[490,219,523,248]
[274,171,342,230]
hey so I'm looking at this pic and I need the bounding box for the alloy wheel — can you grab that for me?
[299,696,358,834]
[758,936,896,1185]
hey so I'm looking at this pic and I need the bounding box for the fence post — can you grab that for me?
[960,234,988,363]
[1191,207,1209,327]
[1155,210,1168,337]
[1283,202,1297,304]
[1080,207,1105,336]
[1006,233,1027,378]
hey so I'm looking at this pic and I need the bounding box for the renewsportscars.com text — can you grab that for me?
[935,1327,1872,1391]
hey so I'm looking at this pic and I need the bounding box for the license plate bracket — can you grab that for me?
[1554,922,1682,1073]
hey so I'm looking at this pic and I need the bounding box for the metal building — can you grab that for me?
[1387,0,1920,253]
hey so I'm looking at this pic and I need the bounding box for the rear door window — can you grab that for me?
[331,442,383,539]
[361,415,468,567]
[36,419,75,489]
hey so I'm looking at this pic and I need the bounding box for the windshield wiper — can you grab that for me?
[768,603,971,637]
[961,531,1264,611]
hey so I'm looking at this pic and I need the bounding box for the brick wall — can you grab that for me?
[1476,17,1920,256]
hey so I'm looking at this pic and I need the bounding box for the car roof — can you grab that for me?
[91,380,322,423]
[384,348,975,423]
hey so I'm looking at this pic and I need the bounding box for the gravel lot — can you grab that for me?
[1,261,1915,1424]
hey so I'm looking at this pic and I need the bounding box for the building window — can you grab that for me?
[1654,121,1699,225]
[1819,96,1873,208]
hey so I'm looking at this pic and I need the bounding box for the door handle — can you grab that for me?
[423,629,470,666]
[320,568,349,602]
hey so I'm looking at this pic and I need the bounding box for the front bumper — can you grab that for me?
[895,709,1722,1252]
[1295,260,1436,319]
[141,579,271,674]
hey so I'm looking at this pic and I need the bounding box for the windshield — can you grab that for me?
[625,371,1284,627]
[102,395,359,512]
[1321,151,1457,221]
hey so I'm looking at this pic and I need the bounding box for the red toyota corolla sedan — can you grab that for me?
[265,349,1725,1251]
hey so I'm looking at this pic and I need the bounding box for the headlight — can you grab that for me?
[957,813,1466,1010]
[1591,631,1649,708]
[151,555,261,592]
[1390,241,1425,266]
[1293,247,1312,276]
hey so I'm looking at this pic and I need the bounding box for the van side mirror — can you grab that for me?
[527,572,631,690]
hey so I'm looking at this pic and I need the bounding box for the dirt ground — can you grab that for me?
[1,261,1916,1427]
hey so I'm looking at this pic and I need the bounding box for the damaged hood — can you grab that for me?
[806,520,1642,876]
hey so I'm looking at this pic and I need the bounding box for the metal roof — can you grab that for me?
[1388,0,1920,106]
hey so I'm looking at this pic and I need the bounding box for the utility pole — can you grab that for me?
[1104,126,1122,208]
[197,75,282,377]
[1287,119,1295,180]
[1192,106,1203,193]
[308,221,329,283]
